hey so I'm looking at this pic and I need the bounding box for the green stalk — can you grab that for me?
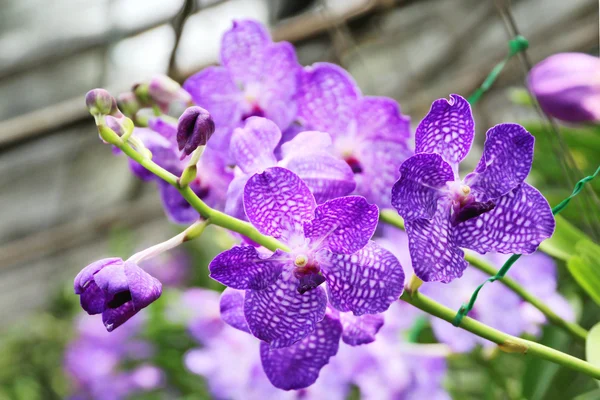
[379,209,588,341]
[400,291,600,379]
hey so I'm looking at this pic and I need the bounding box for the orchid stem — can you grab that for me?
[400,291,600,380]
[117,140,289,253]
[379,209,588,342]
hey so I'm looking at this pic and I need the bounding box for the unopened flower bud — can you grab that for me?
[74,258,162,332]
[177,106,215,157]
[529,52,600,123]
[86,88,116,116]
[148,75,192,109]
[117,92,141,117]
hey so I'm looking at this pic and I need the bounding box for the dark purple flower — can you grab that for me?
[184,20,300,132]
[74,258,162,331]
[391,94,555,283]
[225,117,355,219]
[176,106,215,157]
[296,63,412,207]
[529,52,600,123]
[209,167,404,348]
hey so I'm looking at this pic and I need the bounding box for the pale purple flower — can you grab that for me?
[184,19,300,133]
[209,167,404,348]
[140,249,189,287]
[225,117,355,219]
[296,62,412,207]
[391,94,555,283]
[529,52,600,123]
[74,258,162,331]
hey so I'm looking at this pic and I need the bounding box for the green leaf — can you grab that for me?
[540,215,588,261]
[586,322,600,387]
[567,241,600,306]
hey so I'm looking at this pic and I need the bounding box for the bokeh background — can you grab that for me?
[0,0,599,399]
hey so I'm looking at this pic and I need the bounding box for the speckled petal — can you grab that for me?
[244,276,327,348]
[415,94,474,168]
[323,241,405,315]
[405,203,467,282]
[391,153,455,221]
[244,167,316,238]
[183,66,242,127]
[209,246,286,290]
[285,153,356,204]
[230,117,280,174]
[220,19,270,85]
[260,314,342,390]
[304,196,378,254]
[454,183,555,254]
[357,139,412,208]
[355,96,411,141]
[297,63,360,135]
[465,124,534,201]
[219,288,250,333]
[340,313,384,346]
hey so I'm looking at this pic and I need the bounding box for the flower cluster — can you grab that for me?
[76,17,568,394]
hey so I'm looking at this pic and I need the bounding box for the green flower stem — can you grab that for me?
[117,140,290,253]
[400,291,600,379]
[379,209,588,341]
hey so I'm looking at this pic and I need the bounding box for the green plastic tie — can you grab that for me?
[467,35,529,106]
[453,164,600,327]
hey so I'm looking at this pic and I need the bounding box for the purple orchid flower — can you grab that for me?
[184,20,300,135]
[125,117,233,224]
[296,62,412,207]
[209,167,404,349]
[74,258,162,332]
[528,52,600,123]
[225,116,356,219]
[391,94,555,283]
[219,288,386,391]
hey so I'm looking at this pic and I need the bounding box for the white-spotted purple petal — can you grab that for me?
[220,19,270,86]
[297,63,360,136]
[260,314,342,390]
[340,313,384,346]
[405,204,467,282]
[355,96,411,141]
[230,117,280,174]
[454,183,555,255]
[209,246,286,290]
[323,241,405,315]
[391,153,455,221]
[244,277,327,348]
[244,167,316,238]
[183,66,242,128]
[219,288,250,333]
[465,124,534,201]
[415,94,474,168]
[304,196,378,254]
[284,153,356,204]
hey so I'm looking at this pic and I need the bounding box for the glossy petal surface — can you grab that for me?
[323,241,405,315]
[209,246,286,290]
[454,183,555,254]
[415,94,474,168]
[304,196,378,254]
[391,153,455,221]
[260,314,342,390]
[244,167,316,238]
[244,277,327,348]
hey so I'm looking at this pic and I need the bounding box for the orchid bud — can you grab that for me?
[117,92,141,117]
[528,52,600,123]
[86,88,116,117]
[74,258,162,332]
[176,106,215,157]
[148,75,192,109]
